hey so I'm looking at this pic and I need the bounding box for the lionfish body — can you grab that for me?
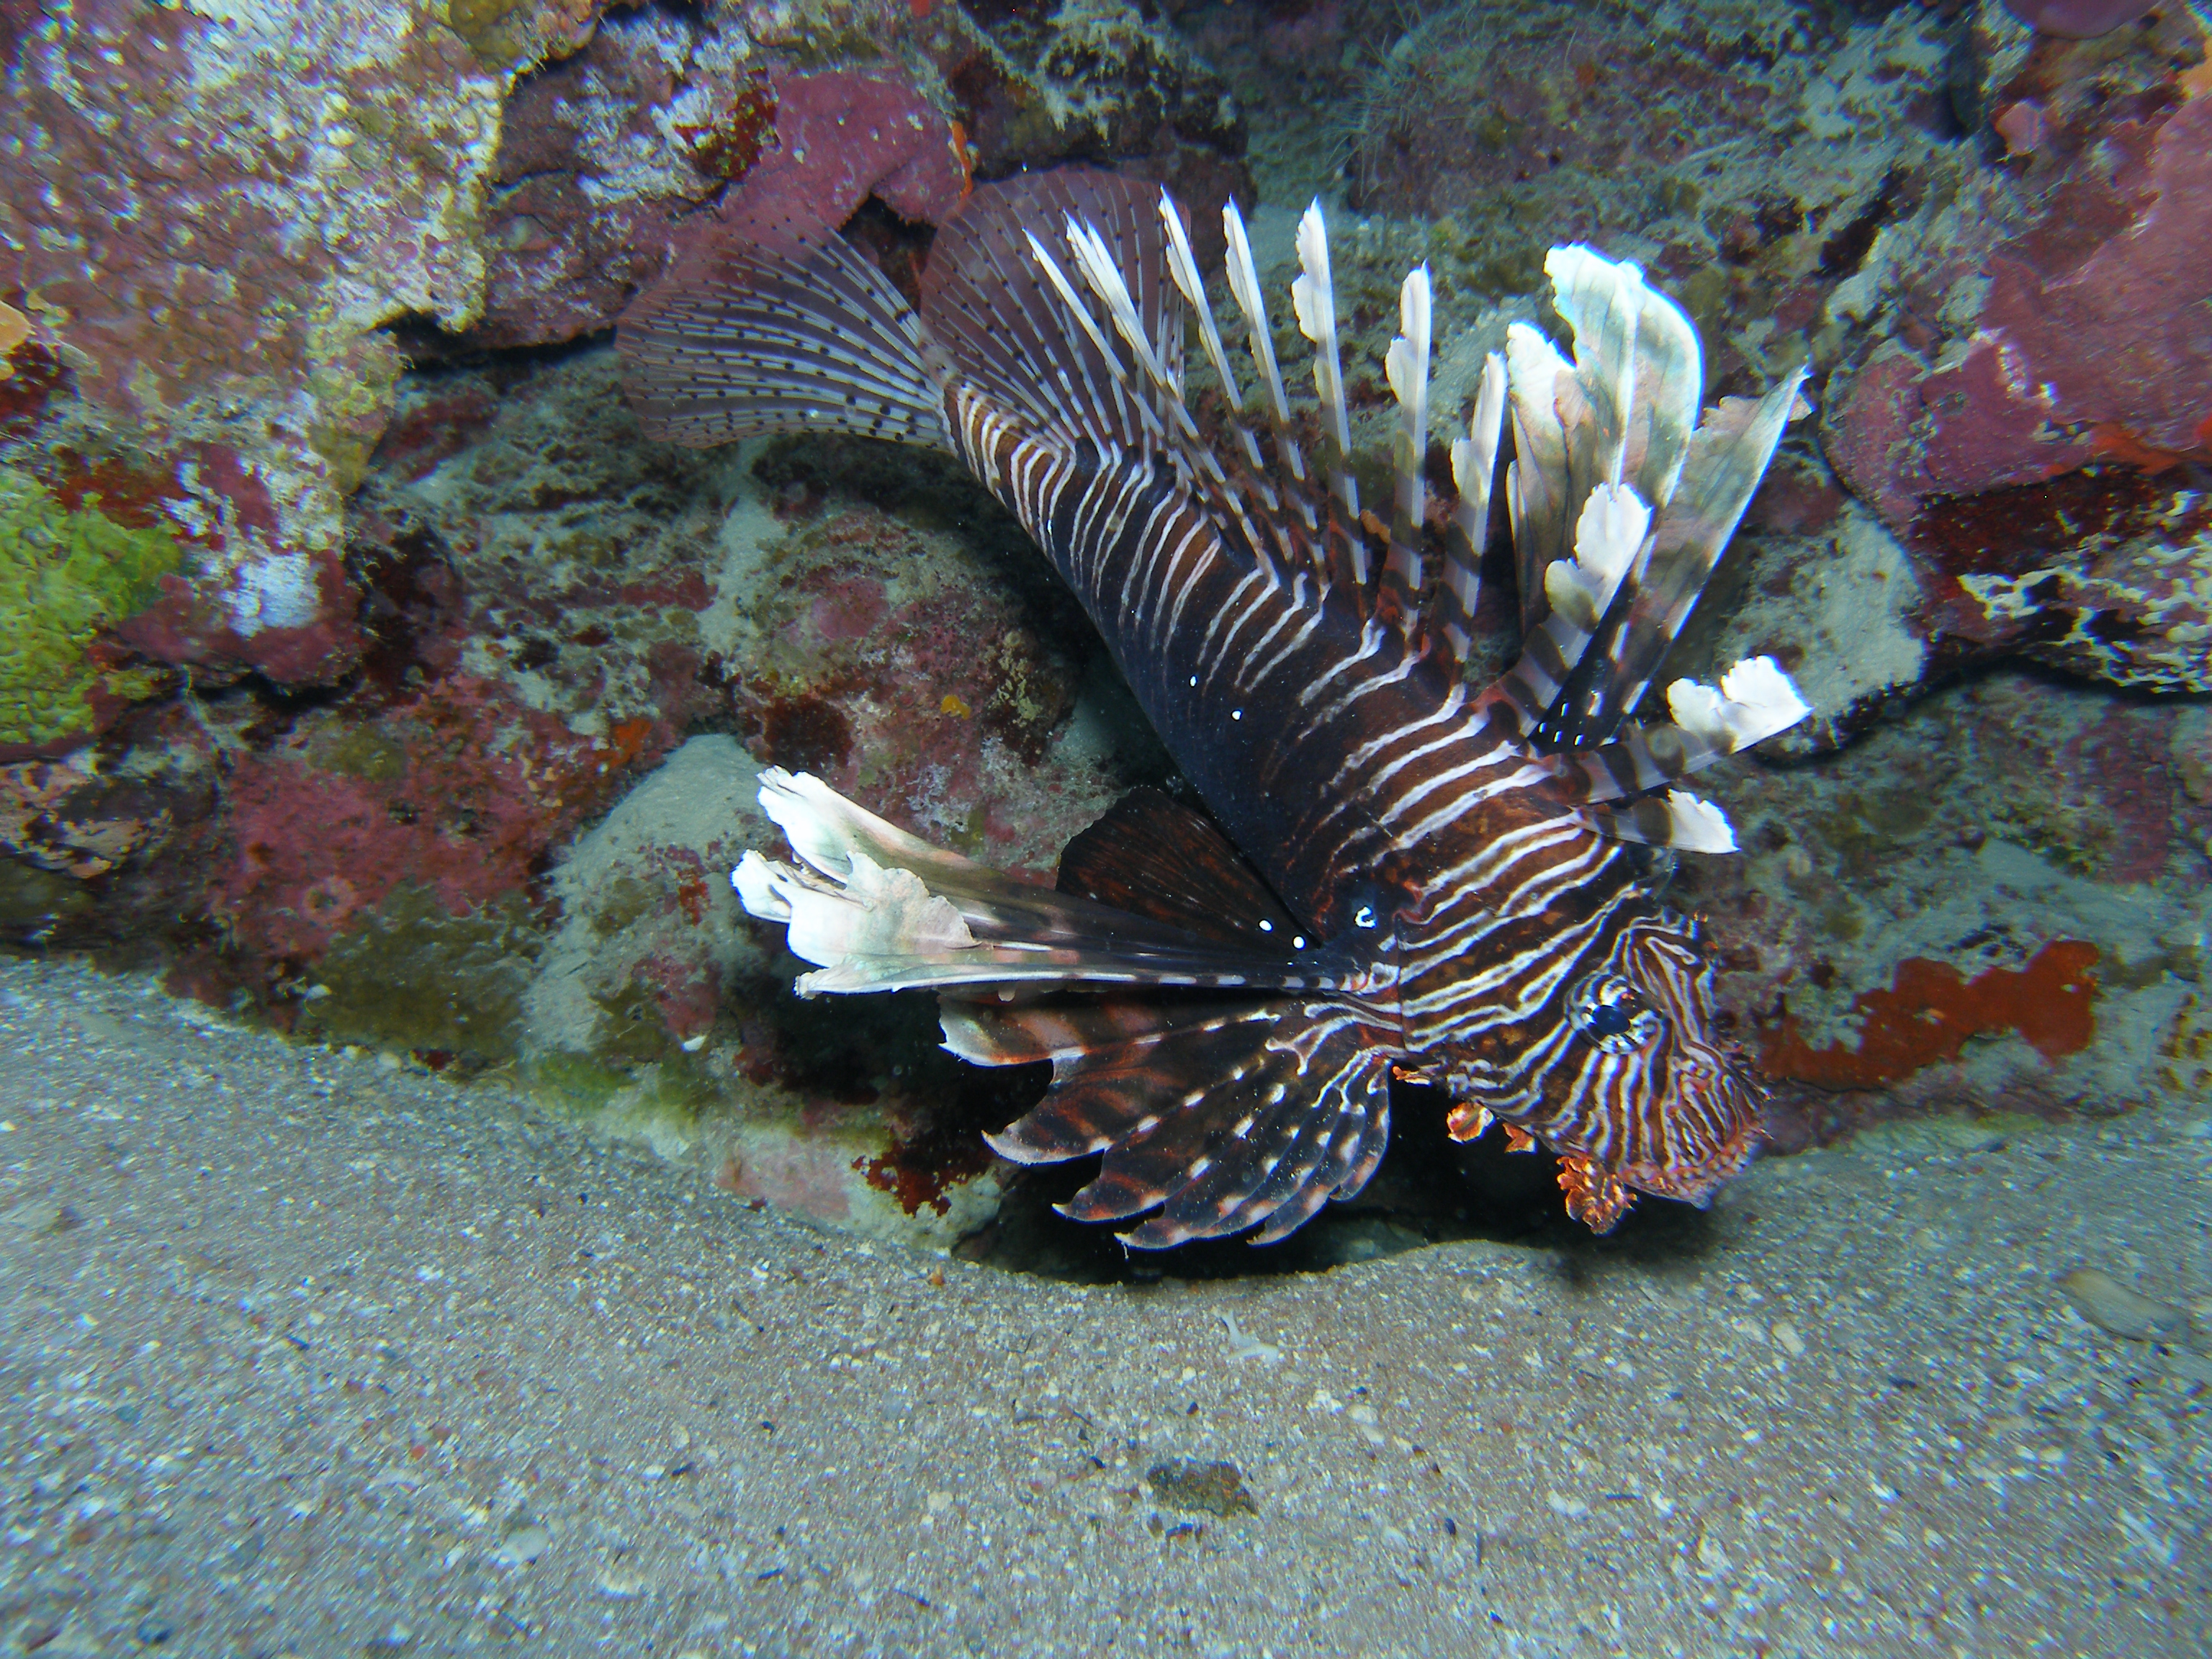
[621,170,1812,1246]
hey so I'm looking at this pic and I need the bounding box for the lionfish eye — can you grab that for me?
[1568,972,1665,1054]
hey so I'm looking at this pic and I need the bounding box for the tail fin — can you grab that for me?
[619,207,949,450]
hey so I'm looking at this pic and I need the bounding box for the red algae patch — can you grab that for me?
[1761,940,2102,1091]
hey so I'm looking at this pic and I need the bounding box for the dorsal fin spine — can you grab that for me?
[1439,351,1507,663]
[1060,215,1201,450]
[1384,264,1432,602]
[1235,425,1268,477]
[1021,229,1120,376]
[1588,790,1737,854]
[1158,190,1245,415]
[1290,201,1360,536]
[1222,201,1307,484]
[1019,228,1143,451]
[1601,259,1642,490]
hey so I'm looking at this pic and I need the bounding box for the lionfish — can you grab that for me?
[619,169,1811,1248]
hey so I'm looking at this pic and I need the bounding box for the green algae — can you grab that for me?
[523,1049,714,1118]
[317,726,409,783]
[1145,1459,1258,1519]
[588,976,693,1068]
[519,1051,716,1166]
[585,873,662,939]
[441,0,546,71]
[292,883,542,1068]
[0,467,184,750]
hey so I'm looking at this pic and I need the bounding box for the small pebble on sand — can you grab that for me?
[2056,1269,2188,1342]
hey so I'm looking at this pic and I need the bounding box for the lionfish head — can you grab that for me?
[1583,910,1766,1202]
[1452,905,1765,1234]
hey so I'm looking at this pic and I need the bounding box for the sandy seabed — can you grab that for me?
[1,951,2206,1658]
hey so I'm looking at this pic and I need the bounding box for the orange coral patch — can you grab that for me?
[602,717,656,769]
[948,121,975,199]
[2087,421,2200,473]
[1761,940,2100,1090]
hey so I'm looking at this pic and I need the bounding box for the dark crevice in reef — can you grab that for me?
[377,310,616,379]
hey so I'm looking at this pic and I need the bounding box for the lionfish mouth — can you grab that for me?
[1447,1038,1768,1235]
[1612,1077,1766,1209]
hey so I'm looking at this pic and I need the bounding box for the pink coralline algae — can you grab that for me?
[1825,42,2212,692]
[1341,1,1801,228]
[0,0,590,702]
[1832,69,2212,502]
[212,673,617,966]
[2003,1,2160,38]
[727,497,1105,876]
[477,8,968,349]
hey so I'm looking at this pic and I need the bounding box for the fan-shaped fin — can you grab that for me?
[619,212,948,451]
[963,997,1393,1249]
[1491,245,1811,756]
[737,770,1331,997]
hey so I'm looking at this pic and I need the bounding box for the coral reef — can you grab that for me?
[1,0,2206,1259]
[0,0,572,704]
[210,673,608,968]
[516,734,1011,1246]
[0,758,168,881]
[725,448,1117,873]
[1688,667,2208,1148]
[478,32,963,346]
[1820,7,2212,696]
[1761,939,2103,1090]
[474,0,1253,348]
[944,0,1251,223]
[1345,1,1833,234]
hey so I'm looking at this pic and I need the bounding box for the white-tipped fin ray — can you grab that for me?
[1589,789,1738,854]
[1667,656,1811,754]
[1436,351,1507,665]
[1159,190,1242,413]
[1545,480,1651,634]
[1384,264,1433,601]
[1290,199,1358,529]
[1222,201,1304,482]
[737,770,1330,999]
[1493,243,1809,755]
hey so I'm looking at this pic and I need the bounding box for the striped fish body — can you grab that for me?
[945,405,1730,1230]
[621,169,1812,1244]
